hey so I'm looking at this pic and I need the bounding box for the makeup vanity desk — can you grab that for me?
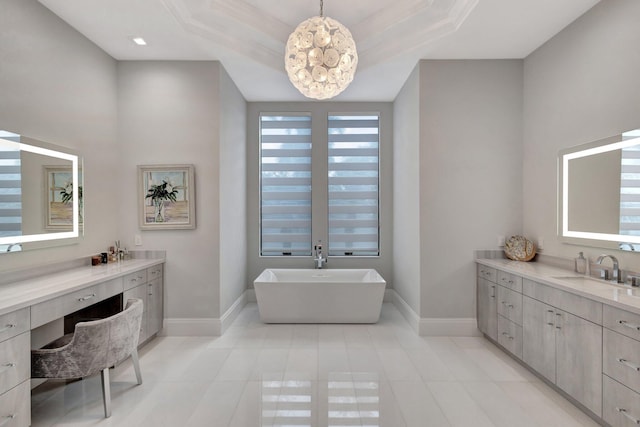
[0,254,165,427]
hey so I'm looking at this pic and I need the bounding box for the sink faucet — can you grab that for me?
[314,241,327,269]
[596,254,622,283]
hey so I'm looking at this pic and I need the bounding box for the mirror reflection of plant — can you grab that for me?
[145,180,178,203]
[60,182,83,204]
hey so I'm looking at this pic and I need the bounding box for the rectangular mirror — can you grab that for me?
[0,130,83,253]
[558,128,640,250]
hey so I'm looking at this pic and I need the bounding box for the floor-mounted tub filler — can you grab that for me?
[253,269,386,323]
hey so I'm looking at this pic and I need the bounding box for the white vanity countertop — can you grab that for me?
[477,258,640,315]
[0,258,164,316]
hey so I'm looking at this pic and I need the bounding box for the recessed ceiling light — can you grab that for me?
[132,37,147,46]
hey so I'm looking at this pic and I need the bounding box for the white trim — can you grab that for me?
[220,291,248,334]
[162,291,248,336]
[391,290,420,334]
[390,290,481,336]
[418,318,480,337]
[161,318,220,336]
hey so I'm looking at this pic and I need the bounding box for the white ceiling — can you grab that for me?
[38,0,600,102]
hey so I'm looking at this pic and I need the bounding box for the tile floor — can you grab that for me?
[31,303,600,427]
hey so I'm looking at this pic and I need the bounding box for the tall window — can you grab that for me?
[328,114,379,256]
[260,114,312,256]
[0,134,22,239]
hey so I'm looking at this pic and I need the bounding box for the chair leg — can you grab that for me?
[101,368,112,418]
[131,348,143,385]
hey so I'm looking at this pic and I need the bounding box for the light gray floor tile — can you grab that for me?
[31,303,602,427]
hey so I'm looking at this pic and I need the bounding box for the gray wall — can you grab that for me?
[523,0,640,265]
[246,102,393,286]
[0,0,118,271]
[418,60,523,318]
[219,68,248,314]
[392,65,421,314]
[392,60,523,321]
[117,61,247,322]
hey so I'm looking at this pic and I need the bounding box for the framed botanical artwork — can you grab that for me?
[138,164,196,230]
[44,166,83,230]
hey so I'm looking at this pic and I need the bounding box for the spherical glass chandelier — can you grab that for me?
[284,0,358,100]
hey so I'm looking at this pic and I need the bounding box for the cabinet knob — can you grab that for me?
[0,414,16,427]
[619,320,640,332]
[0,324,15,334]
[617,358,640,372]
[616,407,640,424]
[78,293,96,302]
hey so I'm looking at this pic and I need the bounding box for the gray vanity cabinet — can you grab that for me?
[477,266,498,341]
[555,310,602,417]
[523,293,602,416]
[123,284,148,343]
[523,296,556,382]
[147,275,163,339]
[123,264,164,345]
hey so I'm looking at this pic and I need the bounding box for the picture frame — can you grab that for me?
[44,166,83,230]
[138,164,196,230]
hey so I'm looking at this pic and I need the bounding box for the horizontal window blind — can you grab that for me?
[0,137,22,238]
[620,146,640,237]
[260,114,312,256]
[328,114,379,256]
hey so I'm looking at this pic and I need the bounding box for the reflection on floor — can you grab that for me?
[31,303,599,427]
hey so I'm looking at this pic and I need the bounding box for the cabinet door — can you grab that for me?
[477,277,497,341]
[123,285,148,344]
[523,296,556,383]
[147,277,163,337]
[555,310,603,417]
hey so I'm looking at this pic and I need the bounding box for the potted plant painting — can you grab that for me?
[145,180,178,223]
[138,164,196,230]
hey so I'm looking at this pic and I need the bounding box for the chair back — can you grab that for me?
[32,298,143,379]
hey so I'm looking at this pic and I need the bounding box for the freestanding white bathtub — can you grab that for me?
[254,269,386,323]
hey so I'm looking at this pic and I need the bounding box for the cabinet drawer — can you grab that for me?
[147,264,163,280]
[523,279,602,324]
[0,380,30,427]
[123,270,147,291]
[604,329,640,393]
[31,278,124,328]
[497,270,523,293]
[497,315,522,359]
[497,285,523,325]
[604,305,640,342]
[0,332,29,395]
[0,308,29,343]
[603,375,640,427]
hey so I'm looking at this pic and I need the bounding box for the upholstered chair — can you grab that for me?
[31,298,144,418]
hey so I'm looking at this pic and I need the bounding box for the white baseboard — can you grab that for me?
[220,291,248,334]
[390,290,480,336]
[390,290,420,334]
[161,318,221,336]
[162,291,248,336]
[419,318,481,337]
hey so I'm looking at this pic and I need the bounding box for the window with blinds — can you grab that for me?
[0,134,22,239]
[328,114,379,256]
[620,145,640,238]
[260,114,312,256]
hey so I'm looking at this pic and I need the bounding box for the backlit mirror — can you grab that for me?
[0,130,83,253]
[559,128,640,251]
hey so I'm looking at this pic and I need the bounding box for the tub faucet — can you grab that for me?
[314,241,327,269]
[596,254,622,283]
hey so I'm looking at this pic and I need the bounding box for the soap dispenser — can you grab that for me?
[575,252,587,274]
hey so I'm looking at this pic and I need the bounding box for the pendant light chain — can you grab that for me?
[320,0,324,17]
